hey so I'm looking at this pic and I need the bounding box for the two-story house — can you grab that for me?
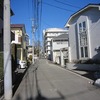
[65,4,100,63]
[51,34,69,65]
[11,24,27,62]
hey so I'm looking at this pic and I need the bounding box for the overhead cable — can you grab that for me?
[43,2,75,12]
[54,0,81,9]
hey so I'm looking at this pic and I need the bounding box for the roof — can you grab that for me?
[44,28,68,33]
[11,24,25,28]
[53,34,69,40]
[11,24,26,32]
[65,3,100,27]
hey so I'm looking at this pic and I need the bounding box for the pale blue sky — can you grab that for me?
[11,0,100,45]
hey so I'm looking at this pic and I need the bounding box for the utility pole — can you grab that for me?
[3,0,12,99]
[32,19,35,64]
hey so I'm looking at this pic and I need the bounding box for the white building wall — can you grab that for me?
[88,8,100,60]
[53,41,68,50]
[43,28,68,58]
[68,7,100,62]
[53,51,60,64]
[68,21,78,62]
[15,34,18,43]
[52,41,68,64]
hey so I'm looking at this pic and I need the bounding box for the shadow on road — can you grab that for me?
[14,60,66,100]
[34,68,48,100]
[12,67,28,96]
[13,59,100,100]
[73,69,96,80]
[30,64,65,100]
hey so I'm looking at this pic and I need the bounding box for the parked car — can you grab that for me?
[17,59,27,69]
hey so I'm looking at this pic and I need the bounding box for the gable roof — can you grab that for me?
[65,3,100,27]
[53,34,68,40]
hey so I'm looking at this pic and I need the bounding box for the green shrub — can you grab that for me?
[29,55,32,61]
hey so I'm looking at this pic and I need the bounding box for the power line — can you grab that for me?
[54,0,81,9]
[43,2,75,12]
[37,0,43,57]
[27,0,31,19]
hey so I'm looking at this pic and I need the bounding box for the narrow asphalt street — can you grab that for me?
[12,59,100,100]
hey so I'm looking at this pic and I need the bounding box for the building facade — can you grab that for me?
[51,34,69,65]
[27,45,32,58]
[25,33,29,46]
[43,28,68,59]
[65,4,100,63]
[11,24,27,61]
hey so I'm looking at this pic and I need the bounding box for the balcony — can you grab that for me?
[11,35,22,45]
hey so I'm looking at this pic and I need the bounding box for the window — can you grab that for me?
[80,46,88,58]
[81,47,84,57]
[83,21,86,31]
[78,21,88,58]
[85,46,88,57]
[79,23,82,32]
[18,35,22,43]
[79,21,86,32]
[80,32,87,46]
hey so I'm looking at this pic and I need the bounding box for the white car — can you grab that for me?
[17,60,26,69]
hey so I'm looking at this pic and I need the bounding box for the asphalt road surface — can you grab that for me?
[12,59,100,100]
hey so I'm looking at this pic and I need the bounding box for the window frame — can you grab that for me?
[78,21,88,59]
